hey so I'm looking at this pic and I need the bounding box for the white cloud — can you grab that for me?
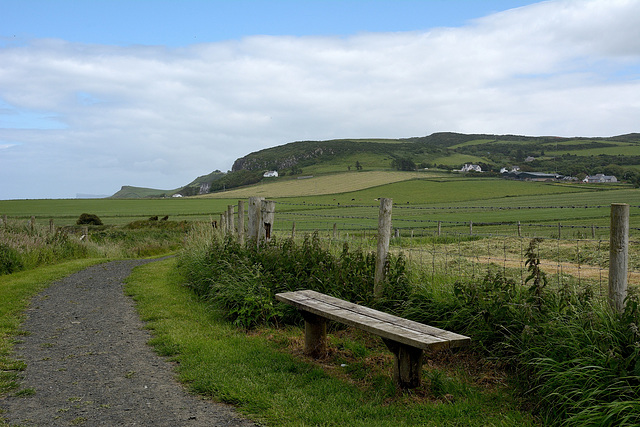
[1,0,639,199]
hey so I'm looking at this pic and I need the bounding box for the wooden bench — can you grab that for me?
[275,289,471,389]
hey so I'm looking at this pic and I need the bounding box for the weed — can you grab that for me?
[14,387,36,397]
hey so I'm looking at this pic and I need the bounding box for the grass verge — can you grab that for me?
[124,258,537,426]
[0,259,106,401]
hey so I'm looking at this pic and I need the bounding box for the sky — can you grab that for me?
[1,0,639,200]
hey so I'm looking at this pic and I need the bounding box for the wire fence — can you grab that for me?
[270,201,640,293]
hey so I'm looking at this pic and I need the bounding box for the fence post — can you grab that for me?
[30,216,35,231]
[227,205,235,236]
[259,200,276,244]
[291,221,296,239]
[609,203,629,313]
[517,221,521,237]
[237,200,245,245]
[469,220,473,235]
[49,218,54,233]
[248,197,264,241]
[374,198,393,298]
[333,223,338,240]
[437,221,441,237]
[592,224,596,239]
[220,213,226,235]
[558,222,562,239]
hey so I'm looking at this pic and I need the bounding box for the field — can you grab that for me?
[4,172,640,426]
[2,173,638,232]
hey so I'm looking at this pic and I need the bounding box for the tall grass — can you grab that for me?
[0,218,188,275]
[178,226,640,426]
[178,223,409,328]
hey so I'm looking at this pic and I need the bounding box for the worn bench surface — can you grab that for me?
[275,290,470,351]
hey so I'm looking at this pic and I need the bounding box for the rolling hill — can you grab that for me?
[111,132,640,198]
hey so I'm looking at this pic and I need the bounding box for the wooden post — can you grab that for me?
[291,222,296,239]
[248,197,264,241]
[394,228,400,238]
[609,203,629,313]
[517,221,521,237]
[30,216,35,231]
[237,200,245,245]
[469,220,473,235]
[592,224,596,239]
[558,223,562,239]
[82,226,88,241]
[259,200,276,243]
[382,339,423,389]
[374,198,393,298]
[49,218,54,233]
[333,223,338,240]
[227,205,235,236]
[301,312,327,358]
[437,221,441,237]
[220,213,226,235]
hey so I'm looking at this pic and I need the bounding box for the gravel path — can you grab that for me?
[0,259,256,426]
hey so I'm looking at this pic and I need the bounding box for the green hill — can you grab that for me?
[112,132,640,198]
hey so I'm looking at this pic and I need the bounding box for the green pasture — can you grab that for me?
[300,152,394,175]
[431,152,489,166]
[0,198,231,226]
[2,176,638,238]
[547,144,640,157]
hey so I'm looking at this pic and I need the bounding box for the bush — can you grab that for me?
[0,243,23,275]
[178,232,410,328]
[76,213,103,226]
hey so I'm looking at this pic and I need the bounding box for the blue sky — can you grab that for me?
[3,1,540,46]
[1,0,639,199]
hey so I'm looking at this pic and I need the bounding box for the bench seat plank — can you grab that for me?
[276,289,470,351]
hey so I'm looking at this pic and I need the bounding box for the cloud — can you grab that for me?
[1,0,639,199]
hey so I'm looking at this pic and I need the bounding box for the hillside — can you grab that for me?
[112,132,640,198]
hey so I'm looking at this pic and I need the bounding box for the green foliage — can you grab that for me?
[178,232,409,328]
[76,213,103,226]
[0,244,23,276]
[391,157,416,171]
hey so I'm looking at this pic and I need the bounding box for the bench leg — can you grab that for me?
[382,339,423,389]
[301,312,327,358]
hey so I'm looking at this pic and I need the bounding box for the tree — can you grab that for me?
[391,158,416,171]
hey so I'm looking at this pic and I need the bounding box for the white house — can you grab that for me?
[583,174,617,183]
[460,164,482,173]
[500,166,520,174]
[263,170,279,178]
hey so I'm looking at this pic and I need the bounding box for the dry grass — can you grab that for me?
[201,171,430,199]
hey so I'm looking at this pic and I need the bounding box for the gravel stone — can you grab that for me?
[0,259,256,426]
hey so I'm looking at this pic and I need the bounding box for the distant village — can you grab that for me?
[458,163,617,183]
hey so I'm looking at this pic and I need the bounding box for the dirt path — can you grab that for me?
[0,259,256,426]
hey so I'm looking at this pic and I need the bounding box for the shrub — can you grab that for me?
[76,213,103,226]
[178,232,410,328]
[0,243,23,275]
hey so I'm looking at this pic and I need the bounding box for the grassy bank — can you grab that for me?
[125,258,535,426]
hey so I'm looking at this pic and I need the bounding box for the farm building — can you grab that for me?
[263,170,279,178]
[583,174,617,183]
[459,164,482,173]
[502,171,561,181]
[500,166,520,173]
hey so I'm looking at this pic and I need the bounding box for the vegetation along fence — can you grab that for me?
[214,198,636,312]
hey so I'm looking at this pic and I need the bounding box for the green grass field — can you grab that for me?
[2,174,637,234]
